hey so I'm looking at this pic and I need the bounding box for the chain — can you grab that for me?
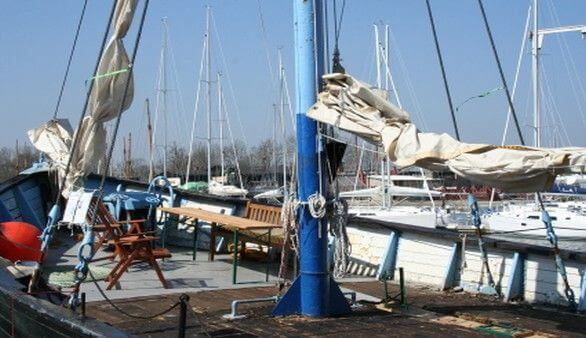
[87,269,183,320]
[68,224,95,307]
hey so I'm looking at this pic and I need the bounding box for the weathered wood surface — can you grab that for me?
[160,207,280,230]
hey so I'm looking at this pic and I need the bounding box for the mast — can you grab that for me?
[123,136,126,177]
[374,24,382,88]
[272,104,278,184]
[384,24,390,93]
[145,98,154,181]
[128,132,132,178]
[205,6,212,183]
[272,0,350,317]
[278,48,288,195]
[15,139,19,172]
[532,0,540,147]
[218,72,225,180]
[159,17,170,177]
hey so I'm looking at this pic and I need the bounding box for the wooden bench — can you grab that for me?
[236,202,283,257]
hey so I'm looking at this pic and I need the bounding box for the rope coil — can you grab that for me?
[307,192,327,219]
[330,199,351,278]
[278,195,300,285]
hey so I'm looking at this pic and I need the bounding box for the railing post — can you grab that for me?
[376,231,400,280]
[178,294,189,338]
[441,242,461,290]
[80,292,86,319]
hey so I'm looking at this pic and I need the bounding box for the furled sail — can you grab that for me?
[307,73,586,192]
[28,0,137,195]
[68,0,137,191]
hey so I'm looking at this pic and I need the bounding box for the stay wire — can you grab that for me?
[332,0,346,48]
[478,0,576,308]
[92,0,151,222]
[331,0,347,73]
[53,0,118,202]
[477,0,526,145]
[425,0,460,141]
[53,0,88,120]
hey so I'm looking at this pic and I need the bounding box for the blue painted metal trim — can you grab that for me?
[441,242,461,290]
[273,0,350,317]
[0,201,13,223]
[14,184,43,229]
[376,231,400,280]
[272,275,351,317]
[504,252,525,302]
[578,269,586,312]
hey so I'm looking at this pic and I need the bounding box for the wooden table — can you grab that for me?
[159,207,280,284]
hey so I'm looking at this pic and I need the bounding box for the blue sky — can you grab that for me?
[1,0,585,161]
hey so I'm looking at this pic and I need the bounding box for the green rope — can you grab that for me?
[89,67,130,81]
[456,86,503,112]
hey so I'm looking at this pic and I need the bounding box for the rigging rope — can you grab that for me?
[455,86,503,112]
[278,195,300,288]
[331,0,347,72]
[29,0,118,295]
[52,0,88,120]
[308,192,327,219]
[331,198,351,278]
[425,0,461,141]
[477,0,577,308]
[477,0,525,145]
[91,0,150,213]
[53,0,118,202]
[69,0,151,307]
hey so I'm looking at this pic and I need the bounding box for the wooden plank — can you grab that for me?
[1,196,17,212]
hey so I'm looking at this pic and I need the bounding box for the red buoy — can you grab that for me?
[0,221,42,262]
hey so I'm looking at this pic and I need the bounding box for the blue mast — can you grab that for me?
[272,0,351,317]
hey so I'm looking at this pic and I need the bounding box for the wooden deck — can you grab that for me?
[86,280,586,337]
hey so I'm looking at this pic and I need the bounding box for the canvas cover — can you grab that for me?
[27,119,73,186]
[28,0,137,195]
[307,73,586,192]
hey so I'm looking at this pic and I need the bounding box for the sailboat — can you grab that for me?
[253,49,293,201]
[339,23,449,228]
[185,6,247,198]
[482,0,586,239]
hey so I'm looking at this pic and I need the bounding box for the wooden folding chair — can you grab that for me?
[87,198,146,251]
[105,232,171,290]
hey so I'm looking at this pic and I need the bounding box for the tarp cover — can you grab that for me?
[307,73,586,192]
[28,0,137,195]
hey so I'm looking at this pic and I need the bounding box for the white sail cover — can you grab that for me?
[307,73,586,192]
[27,119,73,185]
[28,0,137,194]
[208,181,249,197]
